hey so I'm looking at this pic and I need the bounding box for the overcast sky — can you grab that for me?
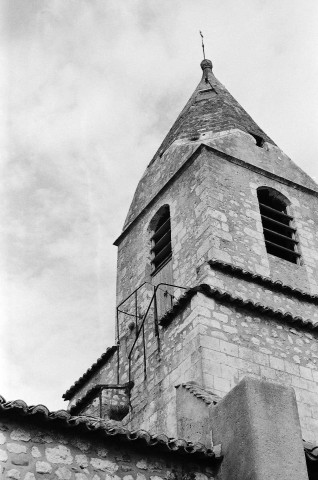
[1,0,317,411]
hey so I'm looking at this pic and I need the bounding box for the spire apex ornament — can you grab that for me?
[199,30,205,60]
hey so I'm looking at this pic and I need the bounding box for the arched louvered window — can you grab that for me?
[257,188,300,264]
[150,206,172,273]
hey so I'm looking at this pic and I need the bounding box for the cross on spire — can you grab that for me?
[199,31,205,60]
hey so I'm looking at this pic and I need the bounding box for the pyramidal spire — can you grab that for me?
[151,59,275,163]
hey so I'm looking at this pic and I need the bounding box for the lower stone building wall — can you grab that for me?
[0,416,216,480]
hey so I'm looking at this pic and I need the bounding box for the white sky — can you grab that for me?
[1,0,317,411]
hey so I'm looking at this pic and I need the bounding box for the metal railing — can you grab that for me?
[116,282,187,385]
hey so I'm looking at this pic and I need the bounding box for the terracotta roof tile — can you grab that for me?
[0,395,218,460]
[176,382,221,406]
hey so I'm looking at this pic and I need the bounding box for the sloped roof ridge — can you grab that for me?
[176,382,221,406]
[0,395,217,459]
[63,345,117,401]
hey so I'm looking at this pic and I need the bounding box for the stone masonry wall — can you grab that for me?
[0,416,216,480]
[195,147,318,294]
[116,145,318,332]
[190,293,318,443]
[116,153,204,308]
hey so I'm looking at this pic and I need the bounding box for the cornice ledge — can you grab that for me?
[159,284,318,333]
[207,258,318,305]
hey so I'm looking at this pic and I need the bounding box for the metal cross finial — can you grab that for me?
[199,30,205,60]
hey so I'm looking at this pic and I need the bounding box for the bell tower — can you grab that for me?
[64,59,318,447]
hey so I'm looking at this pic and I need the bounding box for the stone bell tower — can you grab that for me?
[63,59,318,447]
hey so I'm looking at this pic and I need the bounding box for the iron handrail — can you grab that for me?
[116,281,187,386]
[116,281,154,383]
[127,282,187,385]
[128,282,187,359]
[116,281,153,309]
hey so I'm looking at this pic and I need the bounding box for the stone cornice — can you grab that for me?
[207,258,318,304]
[159,284,318,333]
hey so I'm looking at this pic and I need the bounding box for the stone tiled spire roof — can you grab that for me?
[150,59,275,164]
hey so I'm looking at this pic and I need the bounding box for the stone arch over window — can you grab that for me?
[149,205,172,274]
[257,187,301,264]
